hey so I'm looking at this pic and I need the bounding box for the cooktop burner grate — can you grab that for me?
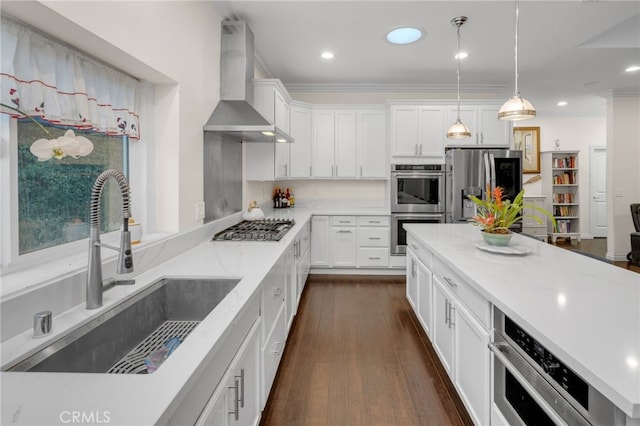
[212,218,295,242]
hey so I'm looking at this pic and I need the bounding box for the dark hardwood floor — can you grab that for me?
[553,237,640,274]
[260,275,473,426]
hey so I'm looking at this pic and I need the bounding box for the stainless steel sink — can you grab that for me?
[6,277,240,374]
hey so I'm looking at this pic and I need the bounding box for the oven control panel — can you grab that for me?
[505,316,589,410]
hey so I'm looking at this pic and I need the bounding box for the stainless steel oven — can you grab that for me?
[391,164,445,213]
[391,213,445,255]
[491,308,620,426]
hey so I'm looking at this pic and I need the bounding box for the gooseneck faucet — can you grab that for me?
[86,169,134,309]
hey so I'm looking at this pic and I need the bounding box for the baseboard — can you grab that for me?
[310,267,405,276]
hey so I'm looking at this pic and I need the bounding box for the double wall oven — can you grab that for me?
[390,164,445,255]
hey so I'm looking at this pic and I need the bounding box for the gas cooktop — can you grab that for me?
[212,218,295,242]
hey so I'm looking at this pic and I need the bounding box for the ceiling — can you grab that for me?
[213,1,640,115]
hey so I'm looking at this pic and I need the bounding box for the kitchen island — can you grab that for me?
[404,223,640,424]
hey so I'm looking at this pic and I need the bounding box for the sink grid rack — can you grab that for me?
[107,320,200,374]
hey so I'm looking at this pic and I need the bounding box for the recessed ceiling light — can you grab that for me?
[386,27,424,45]
[557,101,568,106]
[321,51,334,59]
[625,65,640,73]
[455,52,468,60]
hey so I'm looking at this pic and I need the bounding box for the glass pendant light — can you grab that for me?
[447,16,471,139]
[499,1,536,121]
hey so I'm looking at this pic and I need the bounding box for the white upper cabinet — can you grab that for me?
[245,79,292,181]
[312,109,357,178]
[357,109,387,178]
[390,104,445,161]
[445,104,510,147]
[289,103,312,178]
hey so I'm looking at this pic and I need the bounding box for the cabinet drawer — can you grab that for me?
[331,216,357,226]
[262,305,286,403]
[406,234,432,268]
[261,268,285,342]
[358,227,389,247]
[358,247,390,267]
[432,257,490,329]
[358,216,390,227]
[522,226,546,236]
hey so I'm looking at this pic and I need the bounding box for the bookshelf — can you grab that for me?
[541,150,581,243]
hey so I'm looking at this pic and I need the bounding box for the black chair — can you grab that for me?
[627,204,640,266]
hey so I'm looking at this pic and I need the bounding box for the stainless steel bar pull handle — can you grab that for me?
[235,368,245,408]
[443,276,458,288]
[229,378,240,421]
[445,299,450,326]
[284,164,288,177]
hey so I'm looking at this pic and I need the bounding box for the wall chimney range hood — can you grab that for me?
[204,21,294,144]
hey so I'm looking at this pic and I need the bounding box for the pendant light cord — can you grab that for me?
[514,1,520,97]
[456,24,462,121]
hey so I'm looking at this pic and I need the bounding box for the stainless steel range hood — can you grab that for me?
[204,21,293,144]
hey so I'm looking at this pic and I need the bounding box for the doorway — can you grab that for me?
[590,146,607,238]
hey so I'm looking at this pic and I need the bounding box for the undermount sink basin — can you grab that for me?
[6,277,240,374]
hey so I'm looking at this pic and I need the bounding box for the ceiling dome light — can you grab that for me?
[557,101,568,106]
[321,51,334,59]
[626,65,640,72]
[455,52,468,60]
[386,27,424,45]
[447,16,471,140]
[499,2,536,121]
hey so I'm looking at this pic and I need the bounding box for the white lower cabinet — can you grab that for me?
[330,216,357,267]
[310,216,330,267]
[406,251,418,310]
[196,318,261,426]
[407,233,491,426]
[431,270,490,426]
[416,260,432,337]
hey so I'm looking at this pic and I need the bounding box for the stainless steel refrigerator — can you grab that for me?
[445,147,522,224]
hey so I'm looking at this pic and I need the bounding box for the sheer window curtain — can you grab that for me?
[1,15,140,139]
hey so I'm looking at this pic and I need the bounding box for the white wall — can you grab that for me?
[20,1,224,233]
[515,115,607,239]
[606,95,640,260]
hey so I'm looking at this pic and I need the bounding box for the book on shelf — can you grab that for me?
[552,193,575,203]
[556,219,572,233]
[553,171,576,185]
[552,155,576,169]
[554,206,575,217]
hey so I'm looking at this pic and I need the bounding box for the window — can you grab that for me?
[17,119,128,254]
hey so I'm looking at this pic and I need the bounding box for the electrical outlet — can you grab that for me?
[195,202,205,220]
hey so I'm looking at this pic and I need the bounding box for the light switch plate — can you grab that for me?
[195,202,205,220]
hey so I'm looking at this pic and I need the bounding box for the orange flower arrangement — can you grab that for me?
[468,187,556,234]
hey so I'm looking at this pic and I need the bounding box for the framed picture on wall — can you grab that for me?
[513,127,540,174]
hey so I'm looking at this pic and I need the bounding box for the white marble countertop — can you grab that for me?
[1,210,315,425]
[404,223,640,418]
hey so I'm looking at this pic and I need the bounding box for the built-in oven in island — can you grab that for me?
[491,308,621,426]
[390,164,446,255]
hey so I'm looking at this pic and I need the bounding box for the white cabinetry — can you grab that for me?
[310,216,330,267]
[313,109,357,178]
[330,216,358,267]
[295,220,311,302]
[357,109,388,178]
[522,196,548,242]
[357,216,390,267]
[246,79,292,181]
[196,319,261,426]
[289,103,313,178]
[445,104,511,147]
[406,232,491,426]
[390,105,445,161]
